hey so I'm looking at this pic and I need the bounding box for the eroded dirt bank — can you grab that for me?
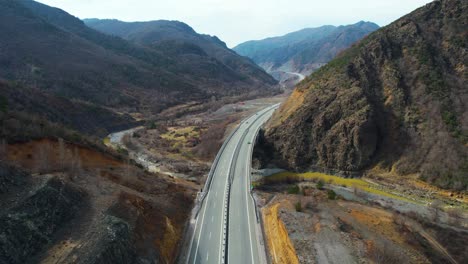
[1,138,196,264]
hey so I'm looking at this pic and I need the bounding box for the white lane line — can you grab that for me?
[216,191,218,197]
[245,133,255,264]
[221,132,241,263]
[192,190,210,264]
[206,253,209,261]
[211,215,214,223]
[209,231,212,240]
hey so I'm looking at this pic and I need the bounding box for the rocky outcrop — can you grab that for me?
[265,0,468,189]
[0,177,85,264]
[0,163,27,193]
[64,216,137,264]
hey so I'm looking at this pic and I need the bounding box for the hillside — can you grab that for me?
[263,0,467,190]
[234,21,379,77]
[84,18,278,88]
[0,0,277,126]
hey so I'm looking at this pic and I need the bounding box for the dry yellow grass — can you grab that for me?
[102,137,110,146]
[266,171,413,202]
[159,217,179,264]
[268,89,305,128]
[263,203,299,264]
[160,126,200,141]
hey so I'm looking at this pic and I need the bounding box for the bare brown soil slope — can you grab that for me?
[263,203,299,264]
[0,138,196,264]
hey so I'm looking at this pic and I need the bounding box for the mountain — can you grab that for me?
[0,0,277,137]
[234,21,379,77]
[83,19,277,91]
[263,0,467,190]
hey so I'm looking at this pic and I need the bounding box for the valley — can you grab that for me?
[0,0,467,263]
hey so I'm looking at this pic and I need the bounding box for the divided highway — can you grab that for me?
[186,105,279,264]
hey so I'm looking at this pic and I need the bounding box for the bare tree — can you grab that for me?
[58,138,66,171]
[68,147,83,181]
[447,207,462,226]
[0,138,7,162]
[124,156,132,179]
[429,200,444,222]
[36,142,51,174]
[369,240,405,264]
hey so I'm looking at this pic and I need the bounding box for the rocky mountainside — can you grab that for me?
[0,0,277,132]
[264,0,467,190]
[234,21,379,76]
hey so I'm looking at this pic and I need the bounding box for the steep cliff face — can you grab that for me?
[265,0,468,190]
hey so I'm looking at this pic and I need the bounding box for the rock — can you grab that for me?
[65,215,138,264]
[0,177,84,264]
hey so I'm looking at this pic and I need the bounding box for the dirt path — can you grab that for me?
[262,203,299,264]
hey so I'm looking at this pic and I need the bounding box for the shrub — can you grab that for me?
[0,95,7,113]
[117,146,128,156]
[147,122,157,129]
[317,180,324,190]
[327,190,337,200]
[287,184,300,194]
[369,240,405,263]
[295,201,302,212]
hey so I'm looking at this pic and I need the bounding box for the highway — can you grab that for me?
[185,105,279,264]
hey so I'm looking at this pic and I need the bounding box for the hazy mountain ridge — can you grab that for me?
[264,0,468,190]
[234,21,379,75]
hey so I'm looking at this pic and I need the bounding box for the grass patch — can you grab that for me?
[295,201,302,212]
[287,184,300,194]
[160,126,200,141]
[103,137,110,145]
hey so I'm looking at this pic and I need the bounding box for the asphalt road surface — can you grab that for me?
[186,105,279,264]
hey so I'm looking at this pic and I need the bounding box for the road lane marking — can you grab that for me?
[192,191,210,264]
[245,133,256,264]
[209,231,212,239]
[206,253,209,261]
[188,106,278,264]
[220,131,240,263]
[211,216,214,223]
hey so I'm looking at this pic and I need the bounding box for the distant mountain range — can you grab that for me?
[234,21,379,78]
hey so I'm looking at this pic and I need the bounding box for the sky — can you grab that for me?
[35,0,433,47]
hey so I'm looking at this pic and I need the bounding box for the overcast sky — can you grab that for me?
[35,0,433,47]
